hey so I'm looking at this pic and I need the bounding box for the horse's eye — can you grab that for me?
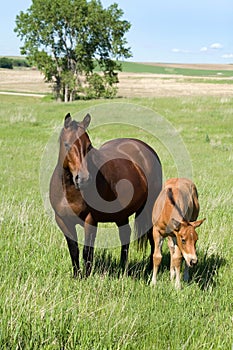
[181,238,186,245]
[64,142,70,151]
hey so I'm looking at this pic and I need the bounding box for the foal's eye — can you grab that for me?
[181,238,186,245]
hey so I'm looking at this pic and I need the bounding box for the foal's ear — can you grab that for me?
[82,113,91,130]
[64,113,72,128]
[191,218,206,228]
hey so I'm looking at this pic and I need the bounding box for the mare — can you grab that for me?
[151,178,205,289]
[50,113,162,277]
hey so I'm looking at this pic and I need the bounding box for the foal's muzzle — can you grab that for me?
[189,258,198,267]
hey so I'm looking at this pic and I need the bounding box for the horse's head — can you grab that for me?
[172,218,205,267]
[60,113,92,190]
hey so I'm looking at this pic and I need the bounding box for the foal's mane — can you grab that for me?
[167,187,186,222]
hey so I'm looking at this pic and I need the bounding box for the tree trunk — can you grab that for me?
[69,90,75,102]
[54,78,62,102]
[64,84,69,103]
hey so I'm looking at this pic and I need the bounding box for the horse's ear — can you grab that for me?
[83,114,91,130]
[64,113,72,129]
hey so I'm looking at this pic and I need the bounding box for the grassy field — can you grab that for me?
[0,93,233,349]
[120,61,233,77]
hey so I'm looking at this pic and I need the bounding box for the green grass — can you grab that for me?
[0,94,233,349]
[120,61,233,78]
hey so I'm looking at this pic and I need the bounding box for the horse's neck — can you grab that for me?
[88,147,107,169]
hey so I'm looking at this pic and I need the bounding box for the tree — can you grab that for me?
[14,0,131,101]
[0,57,13,69]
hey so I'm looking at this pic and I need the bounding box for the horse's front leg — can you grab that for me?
[117,220,131,272]
[55,214,80,278]
[83,214,97,277]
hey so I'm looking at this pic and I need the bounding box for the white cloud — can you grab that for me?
[222,53,233,59]
[171,48,191,53]
[200,47,208,52]
[210,43,223,49]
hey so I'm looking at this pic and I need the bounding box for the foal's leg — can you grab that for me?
[117,219,131,272]
[168,236,182,289]
[55,214,80,278]
[151,226,164,286]
[83,214,97,277]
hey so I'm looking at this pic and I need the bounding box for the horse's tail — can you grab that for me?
[134,205,152,251]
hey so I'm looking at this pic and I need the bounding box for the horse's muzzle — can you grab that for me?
[74,174,92,190]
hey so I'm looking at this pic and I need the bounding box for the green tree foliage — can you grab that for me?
[0,57,30,69]
[0,57,13,69]
[14,0,131,101]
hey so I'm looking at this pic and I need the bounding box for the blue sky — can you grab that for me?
[1,0,232,63]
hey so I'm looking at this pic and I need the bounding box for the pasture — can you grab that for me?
[0,74,233,348]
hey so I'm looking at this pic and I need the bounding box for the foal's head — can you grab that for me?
[60,113,92,190]
[172,218,205,267]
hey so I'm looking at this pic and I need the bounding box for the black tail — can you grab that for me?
[135,205,152,251]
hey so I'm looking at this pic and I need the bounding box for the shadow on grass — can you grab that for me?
[92,246,226,291]
[92,248,152,282]
[190,249,226,290]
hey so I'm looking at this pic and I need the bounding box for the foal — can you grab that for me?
[151,178,205,289]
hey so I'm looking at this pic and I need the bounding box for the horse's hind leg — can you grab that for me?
[55,214,80,278]
[147,228,154,269]
[117,220,131,272]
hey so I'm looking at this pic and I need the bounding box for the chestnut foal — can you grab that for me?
[151,178,205,289]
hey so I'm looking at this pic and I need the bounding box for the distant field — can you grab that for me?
[1,61,233,98]
[121,61,233,77]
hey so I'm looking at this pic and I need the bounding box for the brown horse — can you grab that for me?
[49,113,162,277]
[151,178,205,289]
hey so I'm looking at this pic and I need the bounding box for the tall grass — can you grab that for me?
[0,95,233,349]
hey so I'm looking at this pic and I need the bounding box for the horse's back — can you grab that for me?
[99,138,161,181]
[165,178,199,221]
[100,138,160,160]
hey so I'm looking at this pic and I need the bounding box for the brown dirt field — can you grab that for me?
[0,67,233,98]
[117,72,233,97]
[0,68,51,94]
